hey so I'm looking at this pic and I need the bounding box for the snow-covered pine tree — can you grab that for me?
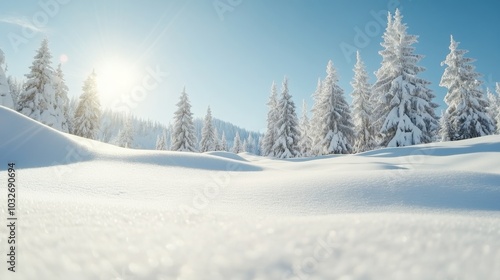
[497,83,500,134]
[17,39,59,127]
[0,48,15,109]
[118,117,134,148]
[156,130,167,150]
[312,60,354,154]
[214,127,222,151]
[171,88,198,152]
[440,35,495,140]
[73,70,101,139]
[298,100,312,157]
[245,134,255,154]
[200,106,217,152]
[372,9,438,147]
[53,63,70,133]
[261,81,279,156]
[232,131,242,153]
[7,76,23,107]
[310,78,323,156]
[351,51,376,153]
[439,111,452,142]
[486,87,499,129]
[220,130,228,151]
[242,139,248,152]
[271,77,301,158]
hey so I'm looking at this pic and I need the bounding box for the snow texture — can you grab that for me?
[1,106,500,280]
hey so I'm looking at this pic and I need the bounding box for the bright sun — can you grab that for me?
[96,58,138,102]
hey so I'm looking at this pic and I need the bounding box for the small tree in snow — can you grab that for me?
[486,87,499,129]
[200,106,217,152]
[171,88,197,152]
[309,78,323,156]
[298,100,312,157]
[17,39,60,128]
[245,134,255,154]
[497,84,500,134]
[0,49,15,109]
[7,76,23,107]
[440,35,495,140]
[271,77,301,158]
[156,130,167,150]
[232,131,242,153]
[351,51,376,153]
[53,63,70,133]
[220,130,228,151]
[118,117,134,148]
[312,60,354,154]
[261,82,279,156]
[73,70,101,139]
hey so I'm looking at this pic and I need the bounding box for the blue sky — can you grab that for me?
[1,0,499,132]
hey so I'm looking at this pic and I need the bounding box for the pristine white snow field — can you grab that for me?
[1,106,500,280]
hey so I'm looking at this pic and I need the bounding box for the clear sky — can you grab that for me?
[1,0,500,132]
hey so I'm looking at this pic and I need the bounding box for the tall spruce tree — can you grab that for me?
[262,82,279,156]
[440,35,495,140]
[171,88,197,152]
[73,70,101,139]
[200,106,217,152]
[372,9,438,147]
[17,39,60,128]
[312,60,354,154]
[351,51,376,153]
[271,77,301,158]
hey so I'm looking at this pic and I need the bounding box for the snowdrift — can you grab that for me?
[0,106,261,171]
[1,105,500,279]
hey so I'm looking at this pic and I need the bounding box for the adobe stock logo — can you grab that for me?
[7,0,71,52]
[110,66,169,114]
[339,0,402,64]
[213,0,243,21]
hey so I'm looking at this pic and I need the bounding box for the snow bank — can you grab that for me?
[1,106,500,279]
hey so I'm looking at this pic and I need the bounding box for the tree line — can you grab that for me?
[1,9,500,158]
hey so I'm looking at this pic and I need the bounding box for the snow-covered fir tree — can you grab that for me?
[486,87,499,129]
[7,76,23,107]
[261,81,279,156]
[117,117,134,148]
[200,106,217,152]
[16,39,60,128]
[298,100,312,157]
[497,84,500,134]
[232,131,242,153]
[214,127,221,151]
[372,9,438,147]
[53,64,70,133]
[351,51,376,153]
[73,70,101,139]
[171,88,197,152]
[245,134,255,154]
[156,131,167,150]
[0,49,15,109]
[271,77,301,158]
[440,35,495,140]
[310,78,323,155]
[242,139,248,152]
[312,61,354,155]
[220,130,228,151]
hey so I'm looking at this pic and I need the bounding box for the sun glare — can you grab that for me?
[96,58,138,102]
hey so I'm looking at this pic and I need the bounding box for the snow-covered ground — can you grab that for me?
[1,106,500,279]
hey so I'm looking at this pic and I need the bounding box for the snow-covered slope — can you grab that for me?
[1,106,499,280]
